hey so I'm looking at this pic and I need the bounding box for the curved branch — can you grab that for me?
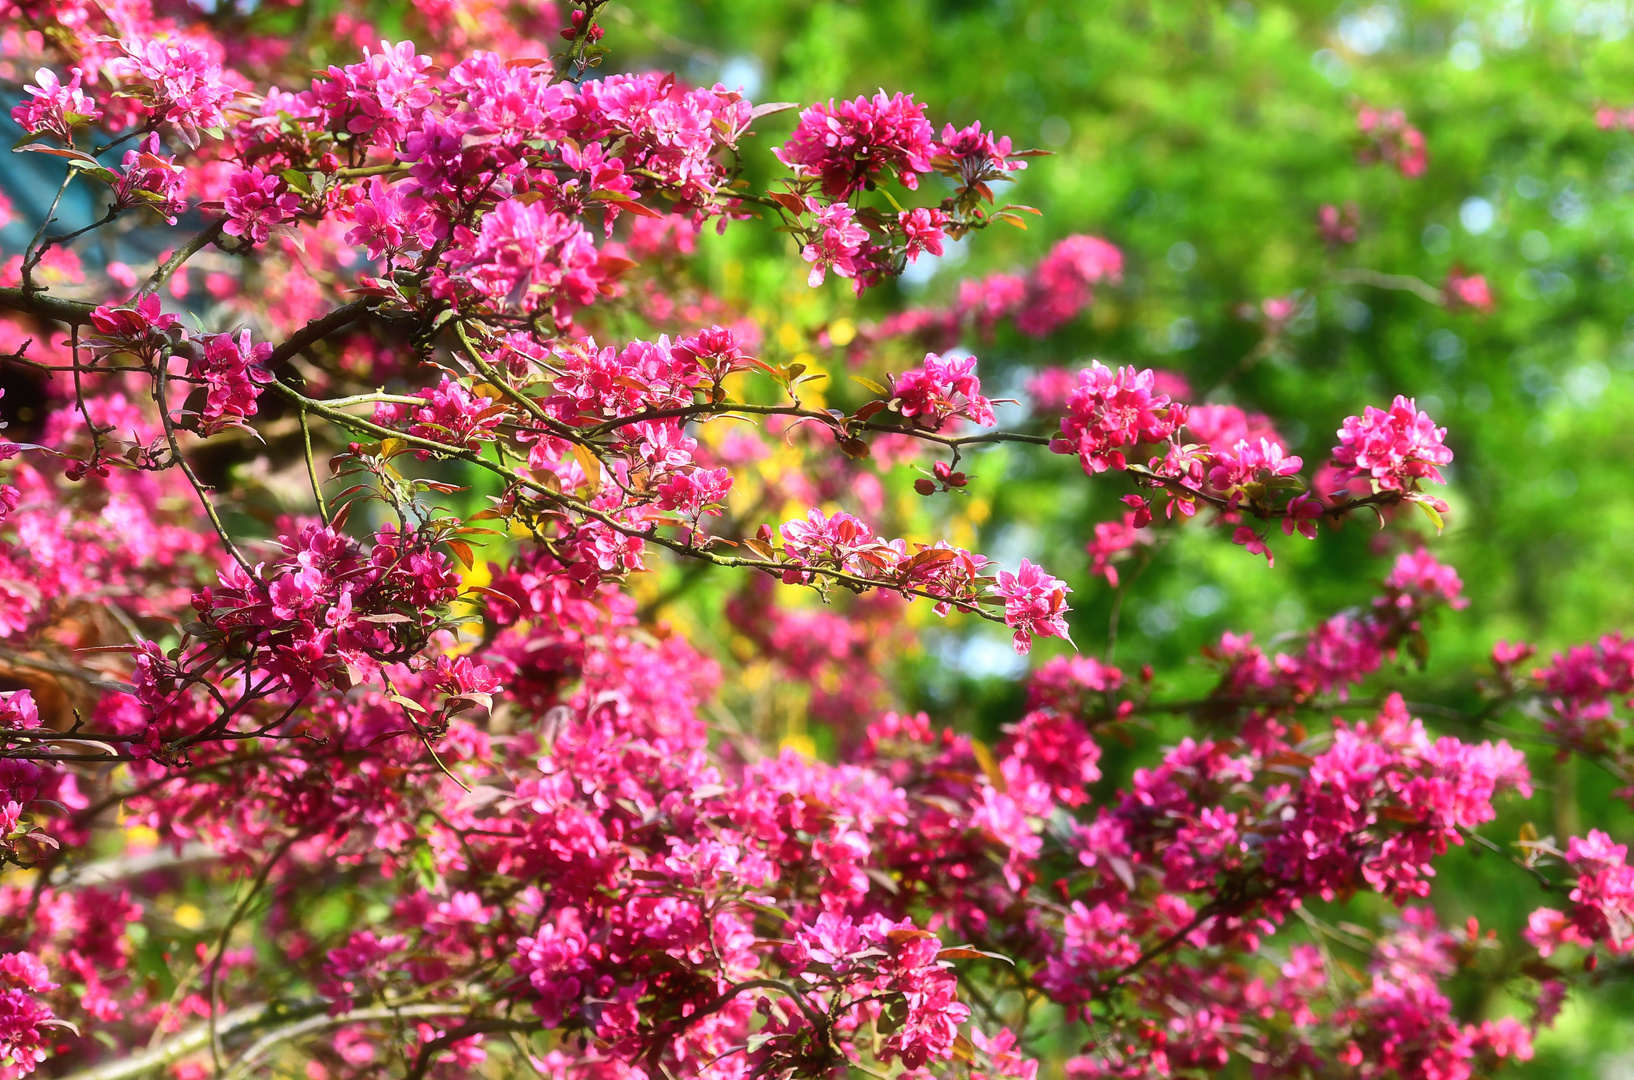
[0,286,96,326]
[265,297,381,370]
[55,1001,327,1080]
[1329,268,1446,306]
[224,1003,491,1080]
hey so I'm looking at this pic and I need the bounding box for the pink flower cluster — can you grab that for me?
[190,330,273,435]
[1050,362,1186,474]
[1086,510,1152,587]
[800,200,871,288]
[1357,105,1428,178]
[0,952,57,1079]
[11,68,102,144]
[858,233,1123,353]
[891,352,997,429]
[437,201,602,316]
[775,91,937,197]
[1596,103,1634,131]
[1445,270,1495,313]
[782,915,970,1069]
[1264,693,1530,901]
[114,37,239,147]
[1037,370,1463,568]
[1209,547,1469,702]
[543,326,760,421]
[307,40,435,148]
[1534,633,1634,751]
[0,15,1620,1080]
[374,376,505,452]
[176,522,464,698]
[222,166,303,246]
[345,177,436,261]
[934,120,1028,189]
[111,135,188,225]
[1527,830,1634,955]
[1330,395,1454,494]
[1318,201,1361,246]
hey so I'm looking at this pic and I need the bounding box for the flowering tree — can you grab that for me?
[0,2,1629,1079]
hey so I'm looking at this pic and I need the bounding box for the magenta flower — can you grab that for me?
[990,559,1072,654]
[800,199,870,287]
[892,351,996,429]
[112,134,188,225]
[774,90,936,197]
[308,40,435,149]
[1050,361,1186,474]
[11,67,101,144]
[190,329,272,434]
[1445,270,1495,313]
[117,37,238,147]
[1357,104,1428,178]
[442,201,601,313]
[345,177,434,261]
[898,207,948,262]
[222,166,302,246]
[1330,395,1453,493]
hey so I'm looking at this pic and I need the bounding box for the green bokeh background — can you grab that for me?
[589,0,1634,1073]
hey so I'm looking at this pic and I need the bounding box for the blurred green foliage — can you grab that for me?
[586,0,1634,1071]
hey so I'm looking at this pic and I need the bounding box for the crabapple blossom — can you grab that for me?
[800,199,870,288]
[190,330,272,434]
[892,352,997,429]
[1050,362,1186,474]
[111,134,188,224]
[775,91,937,197]
[1331,395,1454,494]
[221,167,302,246]
[10,68,101,144]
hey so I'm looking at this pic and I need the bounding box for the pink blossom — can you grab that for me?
[1050,362,1186,474]
[1383,548,1468,611]
[441,201,602,314]
[934,120,1028,187]
[898,207,948,261]
[800,200,870,288]
[774,91,936,197]
[373,375,503,451]
[892,352,996,429]
[112,134,188,225]
[1331,396,1453,494]
[1086,512,1149,588]
[1232,526,1275,567]
[344,177,435,260]
[1206,437,1303,500]
[990,559,1072,654]
[1445,270,1495,313]
[1357,105,1428,178]
[1016,236,1124,336]
[1318,202,1360,246]
[11,68,101,144]
[222,167,302,246]
[190,330,272,434]
[117,37,237,147]
[0,693,40,731]
[308,40,435,148]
